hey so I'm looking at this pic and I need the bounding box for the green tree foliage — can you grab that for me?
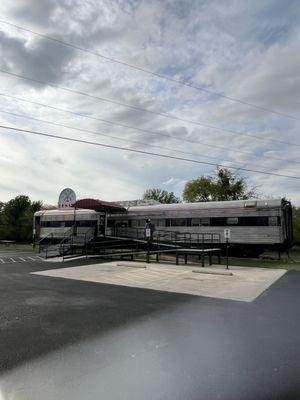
[183,168,258,202]
[143,188,181,204]
[293,207,300,244]
[41,204,57,210]
[0,195,42,242]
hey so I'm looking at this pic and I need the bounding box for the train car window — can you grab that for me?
[116,221,128,228]
[238,217,269,226]
[268,217,278,226]
[200,218,210,226]
[41,220,75,227]
[156,219,165,227]
[186,218,192,227]
[76,221,87,227]
[227,217,238,225]
[210,218,226,226]
[76,220,98,227]
[165,219,171,227]
[53,221,62,227]
[256,217,269,226]
[171,219,187,227]
[192,218,200,226]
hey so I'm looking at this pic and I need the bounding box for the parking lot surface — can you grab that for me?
[0,254,299,399]
[33,261,286,302]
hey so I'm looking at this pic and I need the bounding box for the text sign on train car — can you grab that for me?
[224,228,231,239]
[145,228,151,238]
[58,188,76,208]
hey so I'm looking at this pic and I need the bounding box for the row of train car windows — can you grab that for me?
[129,216,280,227]
[40,220,97,227]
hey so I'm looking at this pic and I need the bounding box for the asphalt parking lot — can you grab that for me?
[0,252,299,400]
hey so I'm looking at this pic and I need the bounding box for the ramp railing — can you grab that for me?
[111,227,221,247]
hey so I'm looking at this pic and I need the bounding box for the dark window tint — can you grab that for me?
[41,220,97,228]
[227,217,238,225]
[238,217,268,226]
[210,218,227,226]
[76,220,97,227]
[171,219,187,227]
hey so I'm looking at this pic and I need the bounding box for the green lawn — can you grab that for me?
[222,247,300,271]
[0,243,35,253]
[128,246,300,271]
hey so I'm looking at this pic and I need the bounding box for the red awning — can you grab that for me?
[73,198,126,213]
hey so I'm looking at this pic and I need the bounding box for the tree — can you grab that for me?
[143,188,180,204]
[183,168,258,202]
[0,195,42,242]
[293,207,300,244]
[41,204,57,210]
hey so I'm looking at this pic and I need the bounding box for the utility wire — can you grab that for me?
[0,124,299,180]
[1,108,295,175]
[0,109,235,166]
[1,92,299,166]
[0,19,299,122]
[0,68,299,149]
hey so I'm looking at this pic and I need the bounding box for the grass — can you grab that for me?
[222,247,300,271]
[113,247,300,271]
[0,243,35,253]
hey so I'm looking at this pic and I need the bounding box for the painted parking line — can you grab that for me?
[0,256,44,264]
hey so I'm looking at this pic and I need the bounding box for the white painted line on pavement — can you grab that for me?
[10,258,16,263]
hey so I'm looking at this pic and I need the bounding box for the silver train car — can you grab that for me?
[34,199,293,256]
[109,198,293,256]
[33,209,104,241]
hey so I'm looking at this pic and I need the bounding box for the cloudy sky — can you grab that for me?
[0,0,299,205]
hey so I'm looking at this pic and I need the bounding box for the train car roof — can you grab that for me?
[125,198,284,213]
[34,208,100,216]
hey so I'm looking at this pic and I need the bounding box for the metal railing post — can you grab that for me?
[201,235,205,267]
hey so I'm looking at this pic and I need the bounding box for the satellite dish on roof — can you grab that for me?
[58,188,76,208]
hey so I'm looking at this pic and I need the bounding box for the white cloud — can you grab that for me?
[0,0,299,205]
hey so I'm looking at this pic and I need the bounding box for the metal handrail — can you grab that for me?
[60,227,95,259]
[58,228,74,256]
[111,227,221,247]
[37,232,53,258]
[37,232,53,253]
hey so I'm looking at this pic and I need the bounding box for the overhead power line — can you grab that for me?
[0,19,299,122]
[1,93,299,167]
[0,69,299,150]
[0,123,299,180]
[1,108,296,175]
